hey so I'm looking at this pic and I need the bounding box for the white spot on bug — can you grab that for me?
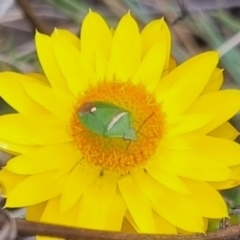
[91,107,97,113]
[107,112,127,131]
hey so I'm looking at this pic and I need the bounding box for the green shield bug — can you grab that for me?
[78,102,137,141]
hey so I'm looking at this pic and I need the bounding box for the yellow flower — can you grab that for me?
[0,10,240,236]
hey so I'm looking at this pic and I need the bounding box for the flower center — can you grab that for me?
[71,81,165,175]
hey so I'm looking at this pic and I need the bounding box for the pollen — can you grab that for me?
[71,81,165,175]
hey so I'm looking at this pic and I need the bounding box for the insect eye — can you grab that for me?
[78,102,95,116]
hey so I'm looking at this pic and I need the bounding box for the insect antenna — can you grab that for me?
[137,112,155,134]
[135,142,145,158]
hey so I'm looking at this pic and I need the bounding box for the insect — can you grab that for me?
[78,102,137,141]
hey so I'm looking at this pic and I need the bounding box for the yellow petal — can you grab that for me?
[157,146,234,181]
[121,217,137,233]
[202,68,223,94]
[78,174,118,230]
[139,173,205,233]
[105,192,127,231]
[0,113,72,145]
[24,84,73,122]
[150,181,204,233]
[36,236,59,240]
[153,211,177,234]
[191,135,240,166]
[0,138,36,155]
[157,21,171,71]
[26,201,47,222]
[186,90,240,134]
[209,122,239,140]
[2,72,74,121]
[210,178,240,190]
[141,19,171,69]
[231,165,240,175]
[162,56,177,77]
[51,28,80,49]
[0,169,27,196]
[203,218,209,232]
[167,114,213,136]
[0,72,48,114]
[118,173,156,233]
[132,41,168,92]
[124,211,139,232]
[177,228,197,235]
[168,56,177,72]
[81,11,112,66]
[5,171,68,207]
[165,135,240,167]
[6,143,79,175]
[156,52,219,116]
[40,196,79,227]
[146,160,190,194]
[53,40,97,96]
[95,51,108,80]
[169,153,233,181]
[35,31,71,95]
[54,152,80,179]
[60,163,100,213]
[107,12,141,81]
[141,18,163,56]
[25,73,49,84]
[161,135,192,150]
[183,179,228,218]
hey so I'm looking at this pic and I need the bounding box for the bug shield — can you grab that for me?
[78,101,137,141]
